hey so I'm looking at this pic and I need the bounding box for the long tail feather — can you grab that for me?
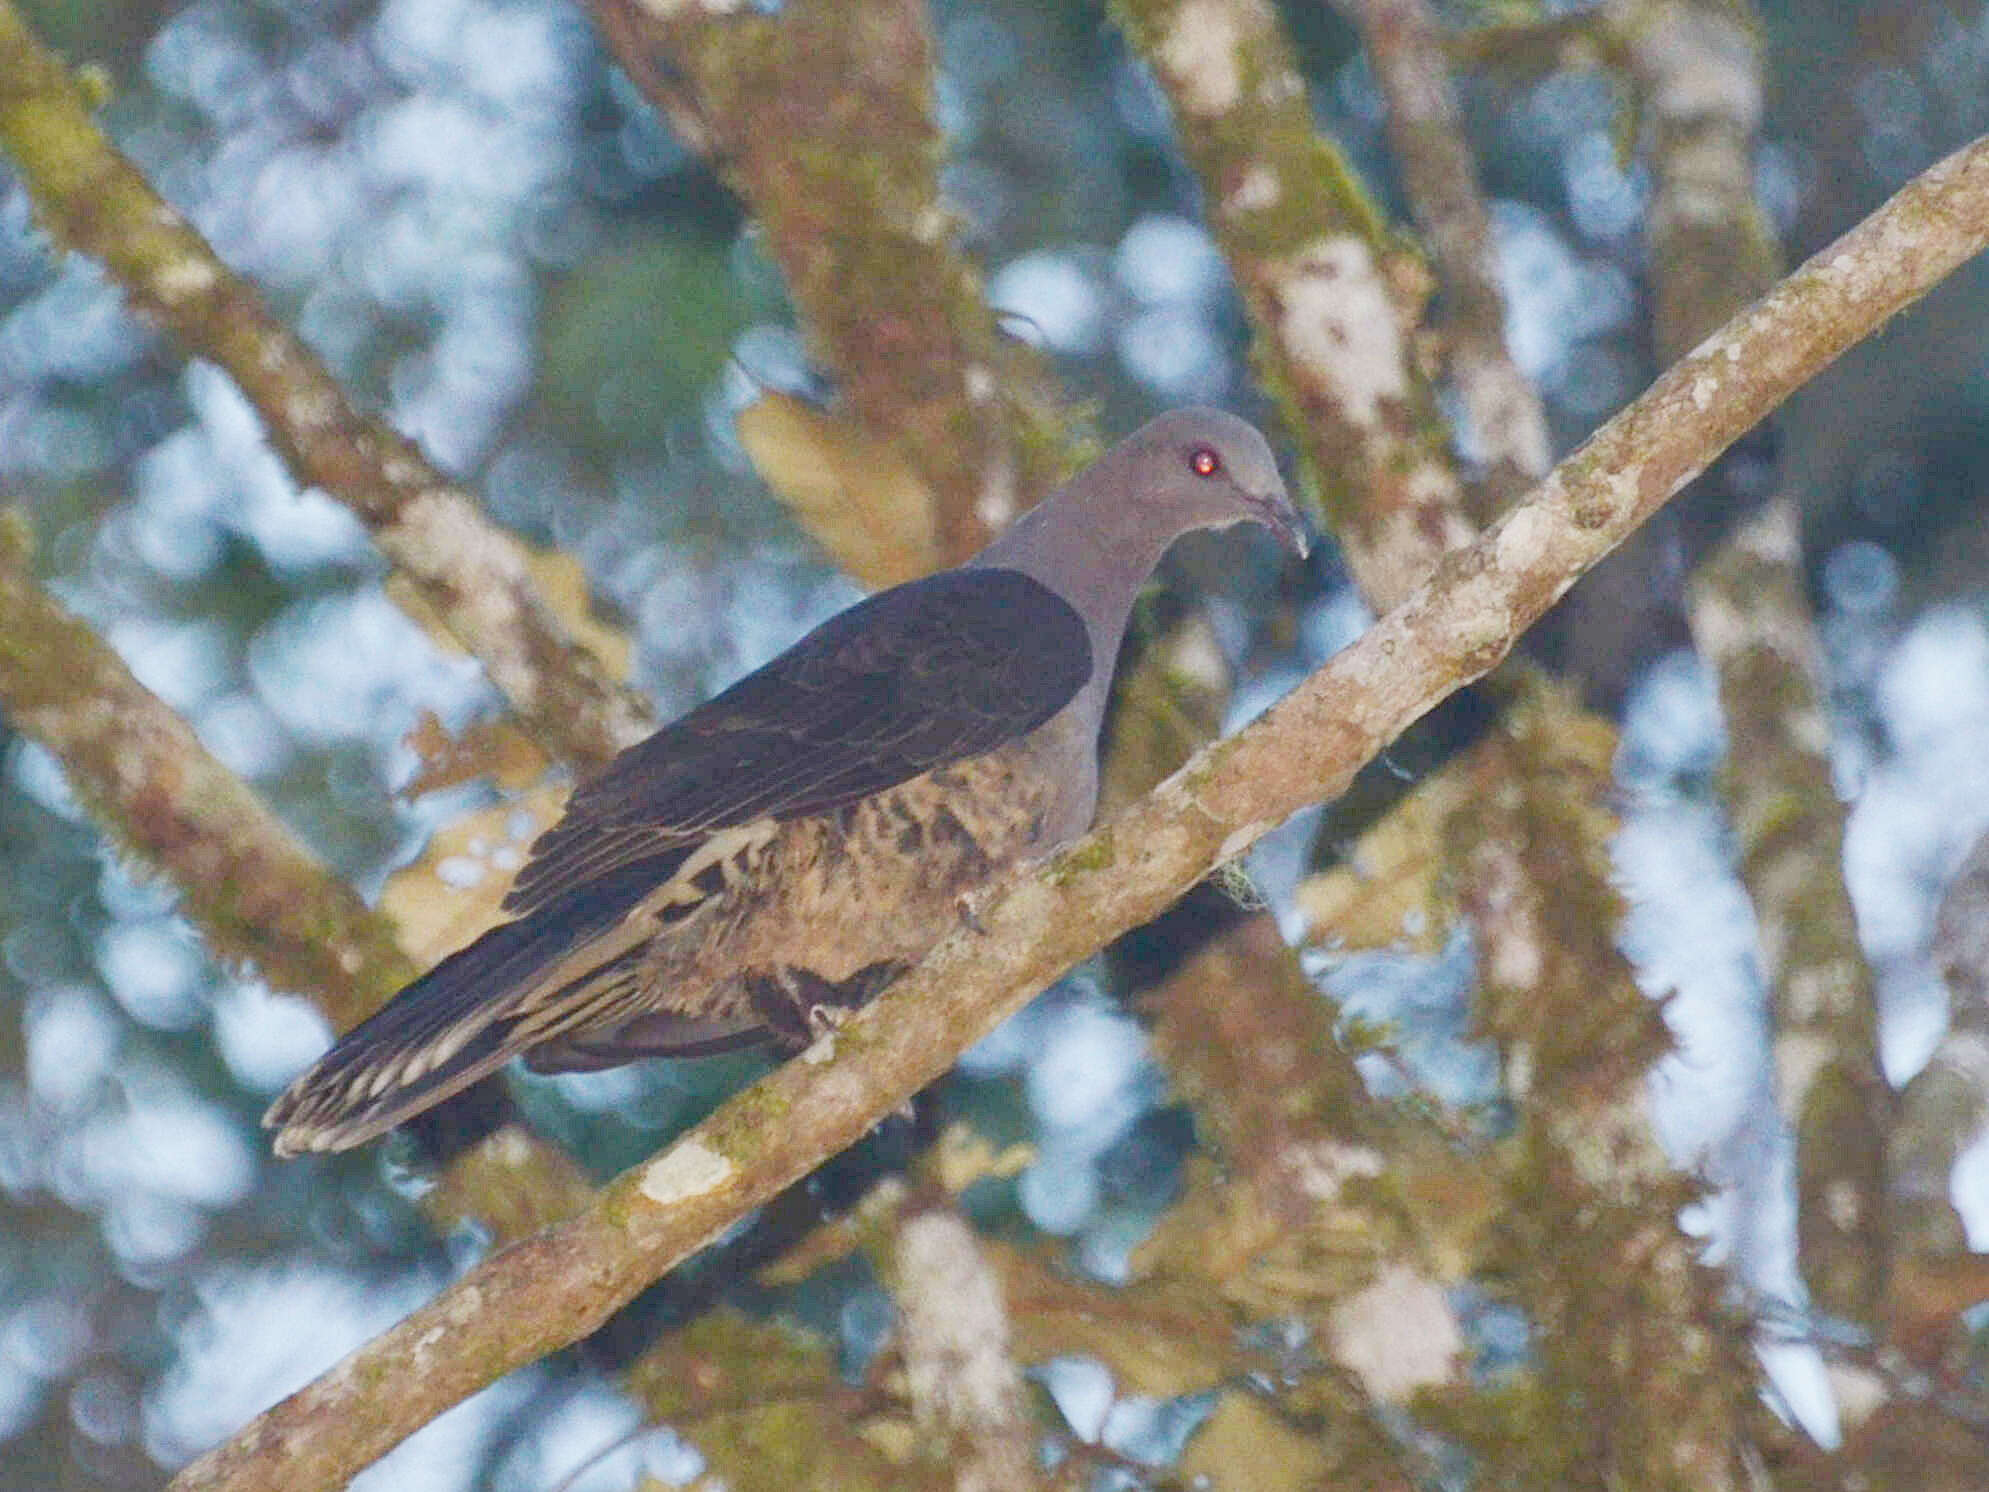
[264,852,694,1155]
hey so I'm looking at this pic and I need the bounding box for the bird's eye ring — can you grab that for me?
[1189,446,1221,478]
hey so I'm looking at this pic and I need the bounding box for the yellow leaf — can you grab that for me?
[736,393,938,588]
[1296,769,1466,954]
[376,787,568,969]
[1176,1392,1333,1490]
[522,544,632,682]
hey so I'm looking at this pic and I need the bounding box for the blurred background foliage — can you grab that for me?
[3,0,1989,1487]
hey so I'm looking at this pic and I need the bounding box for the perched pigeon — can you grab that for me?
[266,408,1304,1155]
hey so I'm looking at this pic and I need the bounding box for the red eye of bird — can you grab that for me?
[1189,446,1221,478]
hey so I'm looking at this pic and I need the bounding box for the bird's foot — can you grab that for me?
[805,1002,854,1041]
[956,890,991,935]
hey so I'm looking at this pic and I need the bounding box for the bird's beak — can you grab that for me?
[1259,493,1310,561]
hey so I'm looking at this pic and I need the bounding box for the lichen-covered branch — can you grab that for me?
[165,129,1989,1491]
[1689,499,1891,1323]
[1886,832,1989,1354]
[0,515,411,1025]
[1625,0,1891,1325]
[619,1310,909,1487]
[1141,915,1469,1436]
[1112,0,1474,612]
[0,3,651,770]
[589,0,1085,566]
[891,1203,1041,1492]
[1096,4,1489,1422]
[1343,8,1740,1472]
[1617,0,1782,373]
[1109,616,1466,1444]
[1344,0,1553,514]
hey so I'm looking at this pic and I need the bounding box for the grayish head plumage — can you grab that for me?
[973,405,1303,752]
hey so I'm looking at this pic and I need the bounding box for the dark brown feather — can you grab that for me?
[504,567,1091,913]
[264,406,1301,1155]
[264,570,1090,1153]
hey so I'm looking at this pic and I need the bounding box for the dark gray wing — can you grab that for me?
[503,566,1092,914]
[265,567,1090,1153]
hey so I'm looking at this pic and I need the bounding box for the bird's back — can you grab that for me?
[265,570,1097,1154]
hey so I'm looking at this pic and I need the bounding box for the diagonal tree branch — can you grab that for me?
[0,1,652,770]
[166,130,1989,1492]
[0,515,414,1027]
[0,513,601,1243]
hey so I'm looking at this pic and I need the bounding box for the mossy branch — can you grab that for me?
[0,514,412,1023]
[1112,0,1473,613]
[0,512,598,1244]
[1623,0,1893,1327]
[1346,0,1553,514]
[0,1,652,770]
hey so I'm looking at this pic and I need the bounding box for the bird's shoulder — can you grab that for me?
[502,566,1092,916]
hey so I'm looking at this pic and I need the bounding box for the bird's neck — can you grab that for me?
[970,481,1182,736]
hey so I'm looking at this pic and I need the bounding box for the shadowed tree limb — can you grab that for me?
[1134,10,1743,1478]
[168,128,1989,1492]
[1102,19,1469,1412]
[1892,835,1989,1348]
[1443,680,1755,1491]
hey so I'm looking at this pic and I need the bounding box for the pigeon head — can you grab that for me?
[1105,407,1307,559]
[974,406,1307,592]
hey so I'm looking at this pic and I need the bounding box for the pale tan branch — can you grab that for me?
[168,132,1989,1492]
[892,1204,1043,1492]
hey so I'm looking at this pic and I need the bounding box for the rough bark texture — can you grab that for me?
[892,1205,1041,1492]
[1629,0,1893,1327]
[0,517,412,1026]
[1439,683,1753,1491]
[0,518,597,1250]
[1112,0,1476,612]
[1346,0,1553,514]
